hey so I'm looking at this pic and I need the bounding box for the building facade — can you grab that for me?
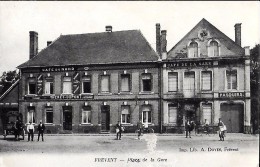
[15,19,251,134]
[18,27,160,133]
[158,19,251,133]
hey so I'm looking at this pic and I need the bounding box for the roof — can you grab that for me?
[18,30,159,68]
[168,18,245,59]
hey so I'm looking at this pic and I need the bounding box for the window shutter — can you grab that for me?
[37,74,43,95]
[73,72,80,94]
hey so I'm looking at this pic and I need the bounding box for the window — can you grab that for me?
[168,104,177,124]
[202,104,212,124]
[121,74,130,92]
[45,107,53,123]
[201,71,212,90]
[209,41,219,57]
[168,72,178,92]
[27,107,35,123]
[188,42,198,58]
[101,75,110,93]
[28,78,36,94]
[142,105,151,123]
[141,73,152,92]
[121,105,130,124]
[183,72,195,97]
[82,106,91,124]
[44,77,54,94]
[63,77,72,94]
[82,76,91,93]
[226,70,237,90]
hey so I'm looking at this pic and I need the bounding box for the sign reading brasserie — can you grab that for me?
[219,92,245,98]
[166,61,213,68]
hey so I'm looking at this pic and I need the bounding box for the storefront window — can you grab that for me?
[121,105,130,124]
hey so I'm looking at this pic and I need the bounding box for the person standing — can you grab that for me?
[204,119,210,135]
[185,119,191,138]
[37,121,45,142]
[137,120,143,140]
[116,121,122,140]
[218,118,225,141]
[27,121,34,142]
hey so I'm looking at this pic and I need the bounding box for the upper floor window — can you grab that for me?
[44,77,54,94]
[101,75,110,93]
[201,71,212,91]
[28,77,36,95]
[188,42,198,58]
[120,74,130,92]
[208,41,219,57]
[226,70,237,90]
[168,72,178,92]
[141,73,152,92]
[82,76,91,93]
[63,76,72,94]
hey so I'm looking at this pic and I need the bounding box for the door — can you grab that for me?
[220,103,243,133]
[183,72,195,98]
[101,105,110,131]
[63,106,72,130]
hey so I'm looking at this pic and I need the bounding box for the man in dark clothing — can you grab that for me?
[116,122,122,140]
[37,121,45,142]
[137,120,143,140]
[185,119,191,138]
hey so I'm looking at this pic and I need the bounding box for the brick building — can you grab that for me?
[17,26,160,133]
[158,18,251,133]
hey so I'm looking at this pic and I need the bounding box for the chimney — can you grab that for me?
[156,23,161,55]
[29,31,38,59]
[105,25,112,32]
[244,46,250,56]
[234,23,242,46]
[161,30,167,59]
[47,41,52,46]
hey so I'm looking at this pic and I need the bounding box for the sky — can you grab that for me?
[0,1,259,75]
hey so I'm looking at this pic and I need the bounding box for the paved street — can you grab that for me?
[0,133,258,167]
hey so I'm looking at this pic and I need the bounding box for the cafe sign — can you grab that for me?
[219,92,245,98]
[166,61,213,68]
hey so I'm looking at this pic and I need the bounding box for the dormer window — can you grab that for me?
[188,42,198,58]
[208,40,219,57]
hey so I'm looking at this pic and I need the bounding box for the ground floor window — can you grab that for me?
[27,107,35,123]
[82,106,91,124]
[45,106,53,123]
[202,104,212,124]
[142,105,151,124]
[121,105,130,124]
[168,104,177,124]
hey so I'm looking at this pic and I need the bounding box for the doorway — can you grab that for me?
[220,103,244,133]
[63,106,72,130]
[101,105,110,131]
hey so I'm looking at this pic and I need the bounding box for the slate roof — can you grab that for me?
[18,30,158,68]
[168,18,245,59]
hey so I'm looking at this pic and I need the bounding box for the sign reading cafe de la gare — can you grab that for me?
[10,18,251,134]
[166,60,213,68]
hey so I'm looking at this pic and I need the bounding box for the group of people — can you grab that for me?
[115,120,146,140]
[26,120,45,142]
[185,118,226,141]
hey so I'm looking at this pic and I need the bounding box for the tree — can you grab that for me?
[0,70,19,96]
[250,44,260,133]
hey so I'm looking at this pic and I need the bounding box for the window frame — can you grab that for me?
[100,75,110,93]
[168,104,177,124]
[141,73,152,92]
[81,106,92,124]
[142,105,152,124]
[62,76,72,94]
[188,41,199,58]
[44,77,54,95]
[81,75,92,94]
[45,106,53,124]
[120,74,131,93]
[121,105,130,124]
[202,103,212,125]
[208,40,219,57]
[168,72,178,92]
[201,71,213,91]
[226,70,238,90]
[27,107,36,124]
[27,77,37,95]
